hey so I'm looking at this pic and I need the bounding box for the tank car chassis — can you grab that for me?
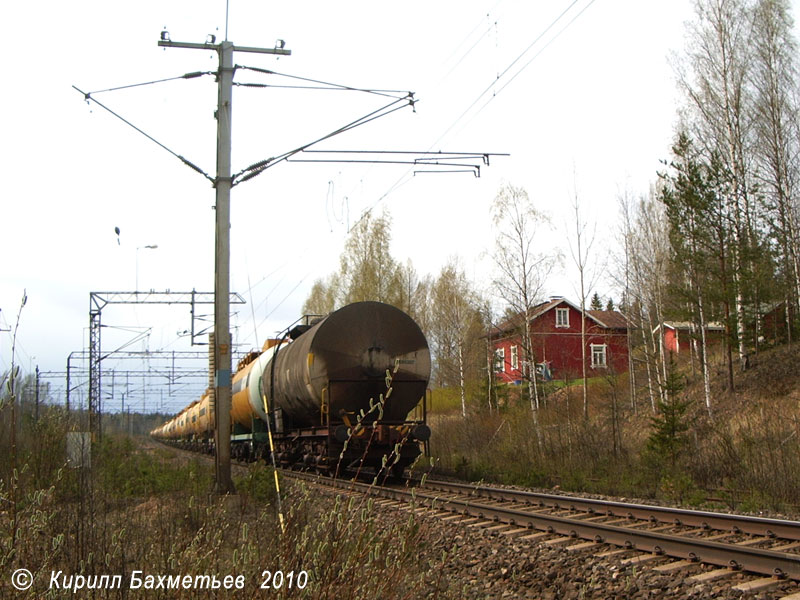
[230,380,430,477]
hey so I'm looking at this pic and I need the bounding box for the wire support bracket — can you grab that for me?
[231,94,417,186]
[73,86,216,185]
[286,150,508,178]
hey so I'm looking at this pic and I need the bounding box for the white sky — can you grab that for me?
[4,0,788,412]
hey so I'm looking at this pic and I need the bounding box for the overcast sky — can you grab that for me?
[4,0,789,413]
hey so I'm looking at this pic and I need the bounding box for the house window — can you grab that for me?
[556,307,569,328]
[494,348,505,373]
[510,345,519,370]
[591,344,607,368]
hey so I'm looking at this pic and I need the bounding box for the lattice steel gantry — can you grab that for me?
[87,290,245,439]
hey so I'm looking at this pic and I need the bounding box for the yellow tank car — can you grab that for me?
[192,390,213,435]
[151,339,288,455]
[230,340,287,432]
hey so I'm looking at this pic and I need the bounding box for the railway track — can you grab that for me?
[282,470,800,595]
[420,478,800,543]
[151,440,800,595]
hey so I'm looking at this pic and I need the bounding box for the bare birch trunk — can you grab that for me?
[697,286,713,418]
[458,345,466,418]
[639,303,657,414]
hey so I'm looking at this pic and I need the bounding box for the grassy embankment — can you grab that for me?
[428,344,800,514]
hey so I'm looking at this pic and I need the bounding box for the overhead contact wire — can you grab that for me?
[261,274,312,323]
[236,83,401,92]
[353,0,593,228]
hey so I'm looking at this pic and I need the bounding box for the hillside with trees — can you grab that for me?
[301,0,800,512]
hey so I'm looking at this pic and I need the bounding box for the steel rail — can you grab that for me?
[281,471,800,580]
[418,478,800,541]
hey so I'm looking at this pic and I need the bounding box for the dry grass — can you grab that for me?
[0,410,459,599]
[430,343,800,514]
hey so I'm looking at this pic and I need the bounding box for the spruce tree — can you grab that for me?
[590,292,602,311]
[645,354,691,472]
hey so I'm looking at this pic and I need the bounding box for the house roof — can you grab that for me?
[490,297,629,336]
[654,321,725,333]
[586,310,629,329]
[490,299,555,336]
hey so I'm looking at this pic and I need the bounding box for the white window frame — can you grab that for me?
[590,343,607,368]
[494,348,505,373]
[510,345,519,370]
[556,307,570,328]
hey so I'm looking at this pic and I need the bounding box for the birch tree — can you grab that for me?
[302,209,419,316]
[302,275,340,315]
[677,0,759,368]
[567,191,603,420]
[751,0,800,341]
[340,209,402,305]
[430,260,483,418]
[619,191,672,413]
[616,193,638,413]
[491,184,555,412]
[396,259,432,334]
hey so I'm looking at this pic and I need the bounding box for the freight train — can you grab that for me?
[151,302,431,477]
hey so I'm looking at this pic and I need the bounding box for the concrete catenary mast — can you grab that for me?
[157,36,291,493]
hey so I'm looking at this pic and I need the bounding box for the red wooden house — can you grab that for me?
[491,297,629,383]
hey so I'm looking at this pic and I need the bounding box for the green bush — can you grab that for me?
[235,462,280,504]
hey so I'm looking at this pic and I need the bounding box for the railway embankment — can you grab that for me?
[429,343,800,517]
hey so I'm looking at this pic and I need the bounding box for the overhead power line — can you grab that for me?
[430,0,583,150]
[472,0,600,121]
[349,0,599,229]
